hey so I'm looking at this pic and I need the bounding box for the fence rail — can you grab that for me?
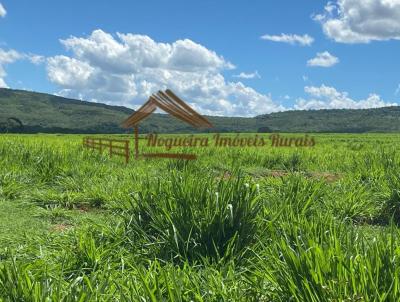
[83,137,130,163]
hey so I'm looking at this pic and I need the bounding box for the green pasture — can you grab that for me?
[1,133,400,301]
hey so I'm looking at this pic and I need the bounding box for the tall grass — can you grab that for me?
[1,133,400,300]
[123,171,262,262]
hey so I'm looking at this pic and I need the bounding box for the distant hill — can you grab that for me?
[256,107,400,133]
[1,88,400,133]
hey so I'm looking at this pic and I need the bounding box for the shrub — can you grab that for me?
[124,171,263,262]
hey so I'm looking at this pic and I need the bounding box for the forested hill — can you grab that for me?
[1,88,400,133]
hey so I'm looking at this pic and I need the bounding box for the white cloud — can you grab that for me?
[0,49,22,64]
[61,30,235,73]
[233,71,260,79]
[307,51,339,67]
[295,84,397,110]
[314,0,400,43]
[29,55,45,65]
[0,49,44,88]
[260,33,314,46]
[0,3,6,18]
[47,56,96,89]
[0,49,23,88]
[47,29,285,116]
[0,78,7,87]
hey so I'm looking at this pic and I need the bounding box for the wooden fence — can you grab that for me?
[83,137,130,163]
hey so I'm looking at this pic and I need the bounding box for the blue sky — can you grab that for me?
[0,0,399,116]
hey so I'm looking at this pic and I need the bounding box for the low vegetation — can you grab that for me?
[1,133,400,300]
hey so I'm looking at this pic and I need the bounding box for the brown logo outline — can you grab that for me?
[122,89,213,160]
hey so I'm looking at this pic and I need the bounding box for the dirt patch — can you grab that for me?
[73,203,100,213]
[50,223,73,232]
[214,171,232,181]
[215,169,342,183]
[263,170,342,183]
[268,170,287,178]
[310,172,342,183]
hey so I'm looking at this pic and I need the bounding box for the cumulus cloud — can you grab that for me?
[314,0,400,43]
[307,51,339,67]
[47,56,96,89]
[60,30,235,73]
[29,55,45,65]
[0,49,44,88]
[295,84,397,110]
[260,33,314,46]
[0,49,22,64]
[47,29,285,116]
[233,71,260,79]
[0,49,23,88]
[0,3,6,18]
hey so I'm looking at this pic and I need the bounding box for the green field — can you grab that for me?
[1,133,400,301]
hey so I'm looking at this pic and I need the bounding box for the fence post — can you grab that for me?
[125,140,129,164]
[134,126,139,160]
[83,137,131,163]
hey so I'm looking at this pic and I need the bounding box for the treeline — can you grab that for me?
[1,88,400,133]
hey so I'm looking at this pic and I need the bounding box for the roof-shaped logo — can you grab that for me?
[122,89,213,129]
[122,89,213,160]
